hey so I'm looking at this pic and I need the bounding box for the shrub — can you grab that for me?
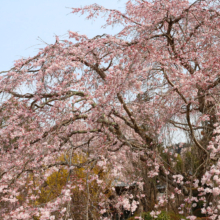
[128,211,186,220]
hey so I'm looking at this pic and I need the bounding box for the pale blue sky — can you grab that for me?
[0,0,126,70]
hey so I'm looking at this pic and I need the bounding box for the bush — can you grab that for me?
[128,211,186,220]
